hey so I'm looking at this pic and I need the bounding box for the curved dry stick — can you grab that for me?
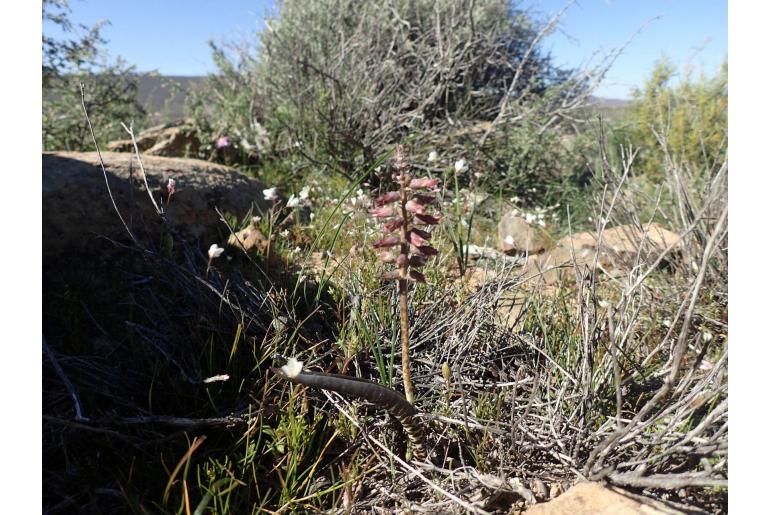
[273,368,429,461]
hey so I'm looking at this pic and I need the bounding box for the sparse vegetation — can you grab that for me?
[42,1,727,513]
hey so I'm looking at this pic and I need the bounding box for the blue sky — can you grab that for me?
[43,0,727,99]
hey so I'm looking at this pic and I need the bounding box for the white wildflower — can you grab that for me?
[286,194,300,208]
[454,159,468,174]
[208,244,224,260]
[428,151,438,162]
[263,187,278,201]
[203,374,230,384]
[252,215,262,224]
[281,357,304,378]
[299,185,311,200]
[280,230,289,238]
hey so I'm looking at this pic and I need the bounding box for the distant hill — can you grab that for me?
[135,75,633,126]
[136,75,205,124]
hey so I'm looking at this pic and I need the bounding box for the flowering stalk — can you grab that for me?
[371,145,440,404]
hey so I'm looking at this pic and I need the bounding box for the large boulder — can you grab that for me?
[524,223,682,285]
[498,213,553,254]
[106,120,200,157]
[525,482,686,515]
[43,151,275,260]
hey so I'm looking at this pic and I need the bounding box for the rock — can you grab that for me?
[107,120,200,157]
[43,151,274,260]
[524,223,681,285]
[498,213,553,254]
[524,482,681,515]
[227,222,270,254]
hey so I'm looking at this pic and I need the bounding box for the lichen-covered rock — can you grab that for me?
[43,151,275,260]
[524,223,682,285]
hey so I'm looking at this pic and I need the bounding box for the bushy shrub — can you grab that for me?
[623,58,727,180]
[42,0,146,151]
[190,0,600,185]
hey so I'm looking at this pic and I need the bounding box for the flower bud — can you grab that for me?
[369,206,395,218]
[405,200,426,214]
[415,213,440,225]
[373,235,400,248]
[409,177,439,189]
[374,191,400,206]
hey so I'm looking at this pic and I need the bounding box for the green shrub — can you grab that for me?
[190,0,591,183]
[623,58,727,180]
[42,0,146,151]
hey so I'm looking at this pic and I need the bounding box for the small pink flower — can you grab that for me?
[409,177,439,189]
[414,194,437,206]
[374,191,400,206]
[414,244,439,256]
[382,218,403,233]
[378,251,398,263]
[381,270,400,281]
[407,230,428,246]
[167,178,176,196]
[415,213,440,225]
[216,136,231,149]
[369,206,395,218]
[408,270,426,283]
[409,254,427,267]
[373,235,400,248]
[396,254,409,267]
[405,200,426,214]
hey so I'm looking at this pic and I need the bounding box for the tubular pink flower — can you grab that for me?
[407,230,427,246]
[381,270,400,281]
[382,218,404,233]
[409,177,439,189]
[369,206,395,218]
[373,235,400,248]
[409,254,427,267]
[378,251,397,263]
[408,270,426,283]
[414,213,441,225]
[374,191,401,206]
[405,200,426,214]
[414,194,437,206]
[411,228,431,241]
[414,244,439,256]
[396,254,409,267]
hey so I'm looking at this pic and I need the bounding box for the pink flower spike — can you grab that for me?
[405,200,426,214]
[408,230,428,246]
[408,270,427,283]
[415,213,441,225]
[374,191,401,206]
[369,206,395,218]
[415,244,439,256]
[373,235,400,248]
[396,254,409,267]
[409,254,427,267]
[409,177,439,189]
[382,218,403,233]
